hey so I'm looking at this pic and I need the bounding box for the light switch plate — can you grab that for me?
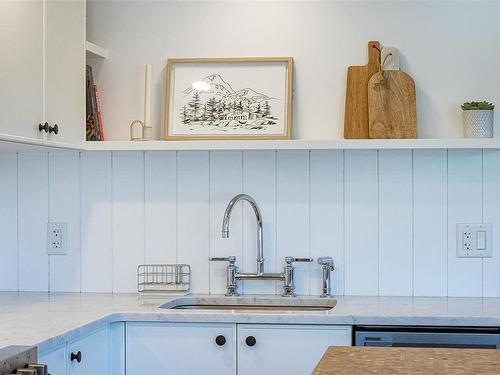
[456,223,492,258]
[47,222,67,255]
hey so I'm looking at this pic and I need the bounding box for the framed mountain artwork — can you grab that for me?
[164,57,293,140]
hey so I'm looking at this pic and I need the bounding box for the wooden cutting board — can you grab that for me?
[313,346,500,375]
[344,41,381,139]
[368,70,417,139]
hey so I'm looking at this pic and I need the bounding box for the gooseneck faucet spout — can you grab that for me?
[222,194,264,275]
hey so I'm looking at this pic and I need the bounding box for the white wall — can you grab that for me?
[86,0,500,141]
[0,149,499,297]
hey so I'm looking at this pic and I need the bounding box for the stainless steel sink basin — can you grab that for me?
[160,296,337,312]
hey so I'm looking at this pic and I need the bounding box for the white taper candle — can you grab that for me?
[144,64,152,128]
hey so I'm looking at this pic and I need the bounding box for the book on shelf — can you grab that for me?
[86,65,104,141]
[93,84,104,141]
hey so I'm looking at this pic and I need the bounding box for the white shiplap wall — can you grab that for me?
[0,149,499,297]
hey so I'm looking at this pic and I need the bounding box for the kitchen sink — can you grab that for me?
[160,296,337,312]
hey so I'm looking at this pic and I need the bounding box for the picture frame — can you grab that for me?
[164,57,293,140]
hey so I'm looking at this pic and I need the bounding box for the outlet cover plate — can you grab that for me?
[456,223,492,258]
[47,222,67,255]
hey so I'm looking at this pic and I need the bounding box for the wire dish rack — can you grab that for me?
[137,264,191,295]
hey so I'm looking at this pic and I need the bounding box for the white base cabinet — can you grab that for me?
[38,344,67,375]
[125,323,351,375]
[126,322,236,375]
[37,327,109,375]
[67,328,108,375]
[237,324,351,375]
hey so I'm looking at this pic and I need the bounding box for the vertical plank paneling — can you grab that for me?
[18,153,48,291]
[144,151,177,264]
[242,151,277,294]
[81,152,113,292]
[48,152,80,292]
[344,150,378,296]
[378,150,413,296]
[447,150,482,296]
[177,151,210,294]
[310,150,344,296]
[482,150,500,297]
[209,151,243,295]
[112,152,145,292]
[413,150,448,296]
[0,153,18,291]
[277,150,310,296]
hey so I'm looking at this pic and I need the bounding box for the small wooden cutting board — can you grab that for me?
[368,70,417,139]
[344,41,381,139]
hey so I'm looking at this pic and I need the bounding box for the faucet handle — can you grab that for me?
[210,256,236,265]
[318,257,334,270]
[285,256,313,265]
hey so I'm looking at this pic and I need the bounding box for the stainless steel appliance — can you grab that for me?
[355,326,500,349]
[0,346,48,375]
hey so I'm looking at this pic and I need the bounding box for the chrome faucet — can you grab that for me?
[221,194,264,275]
[211,194,312,297]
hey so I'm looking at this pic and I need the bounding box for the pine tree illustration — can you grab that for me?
[206,97,217,121]
[180,105,189,124]
[188,92,202,121]
[263,101,271,117]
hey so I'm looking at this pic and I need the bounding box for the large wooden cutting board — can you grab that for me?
[368,70,417,139]
[344,41,380,139]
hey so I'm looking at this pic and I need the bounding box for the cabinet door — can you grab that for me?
[238,324,352,375]
[46,0,85,147]
[126,322,236,375]
[67,328,108,375]
[0,0,44,142]
[38,345,67,375]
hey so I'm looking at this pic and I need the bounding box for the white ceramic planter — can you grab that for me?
[463,110,494,138]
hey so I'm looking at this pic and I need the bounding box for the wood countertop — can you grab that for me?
[312,346,500,375]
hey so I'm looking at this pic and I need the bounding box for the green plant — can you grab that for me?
[461,101,495,111]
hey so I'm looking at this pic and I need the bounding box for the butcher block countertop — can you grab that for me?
[312,347,500,375]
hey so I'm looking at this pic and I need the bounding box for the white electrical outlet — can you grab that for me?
[47,222,67,255]
[456,223,492,258]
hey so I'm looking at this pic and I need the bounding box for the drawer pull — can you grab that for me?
[70,351,82,363]
[39,122,49,133]
[215,335,226,346]
[245,336,256,347]
[49,124,59,135]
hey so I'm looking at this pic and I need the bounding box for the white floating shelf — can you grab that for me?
[86,41,108,59]
[85,138,500,151]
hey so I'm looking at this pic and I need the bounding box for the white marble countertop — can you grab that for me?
[0,292,499,354]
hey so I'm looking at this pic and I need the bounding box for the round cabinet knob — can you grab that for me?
[49,124,59,135]
[39,122,49,133]
[215,335,226,346]
[70,351,82,363]
[245,336,256,347]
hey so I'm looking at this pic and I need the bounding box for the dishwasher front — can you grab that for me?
[354,326,500,349]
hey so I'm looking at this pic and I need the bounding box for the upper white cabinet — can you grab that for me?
[0,0,85,148]
[0,1,44,143]
[45,0,85,147]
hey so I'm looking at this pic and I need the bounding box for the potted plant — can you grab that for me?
[461,101,495,138]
